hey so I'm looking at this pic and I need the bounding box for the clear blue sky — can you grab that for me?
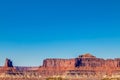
[0,0,120,66]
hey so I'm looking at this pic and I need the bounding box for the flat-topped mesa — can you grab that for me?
[1,53,120,78]
[78,53,96,58]
[4,58,13,67]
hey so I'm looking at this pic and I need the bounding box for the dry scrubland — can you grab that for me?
[0,77,64,80]
[102,78,120,80]
[0,78,41,80]
[0,77,119,80]
[0,77,44,80]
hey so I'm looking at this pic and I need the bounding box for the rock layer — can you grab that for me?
[38,53,120,77]
[0,53,120,79]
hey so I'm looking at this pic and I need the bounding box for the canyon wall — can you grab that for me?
[38,53,120,76]
[0,53,120,78]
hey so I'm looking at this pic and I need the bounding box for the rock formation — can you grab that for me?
[4,58,13,67]
[38,53,120,77]
[0,53,120,79]
[0,58,17,75]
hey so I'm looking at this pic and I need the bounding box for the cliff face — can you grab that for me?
[39,53,120,76]
[43,58,75,69]
[75,57,104,67]
[0,53,120,77]
[42,53,120,69]
[38,59,75,76]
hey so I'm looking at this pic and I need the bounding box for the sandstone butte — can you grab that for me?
[0,53,120,78]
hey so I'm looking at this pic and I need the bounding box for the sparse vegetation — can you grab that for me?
[102,78,120,80]
[46,77,68,80]
[0,78,43,80]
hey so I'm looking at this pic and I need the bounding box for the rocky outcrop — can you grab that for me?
[0,53,120,79]
[0,58,17,75]
[4,58,13,67]
[38,53,120,77]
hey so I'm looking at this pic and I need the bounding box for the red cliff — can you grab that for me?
[38,53,120,76]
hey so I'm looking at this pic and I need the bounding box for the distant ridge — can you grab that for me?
[0,53,120,79]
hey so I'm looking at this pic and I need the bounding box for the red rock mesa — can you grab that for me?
[0,53,120,78]
[38,53,120,77]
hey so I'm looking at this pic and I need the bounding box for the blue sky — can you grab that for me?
[0,0,120,66]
